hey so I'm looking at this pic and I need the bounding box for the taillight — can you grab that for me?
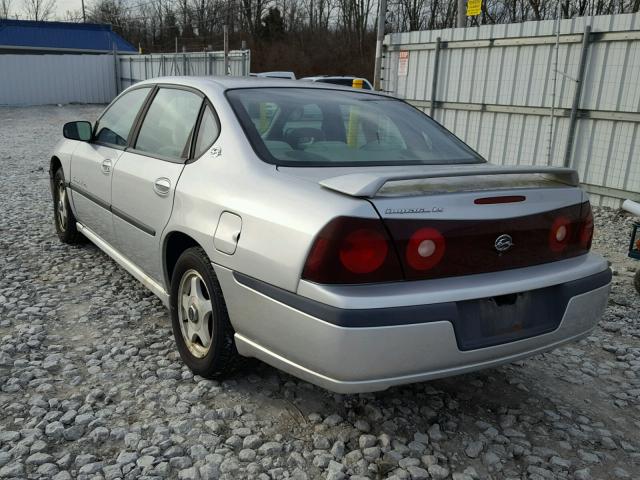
[405,227,446,271]
[579,206,594,250]
[549,216,572,252]
[339,229,388,274]
[302,217,403,284]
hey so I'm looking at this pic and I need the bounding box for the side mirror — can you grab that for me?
[63,121,92,142]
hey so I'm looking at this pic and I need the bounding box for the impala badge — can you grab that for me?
[210,146,222,157]
[495,234,513,253]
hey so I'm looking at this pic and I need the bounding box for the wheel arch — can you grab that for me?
[163,230,204,288]
[49,156,63,191]
[50,156,62,176]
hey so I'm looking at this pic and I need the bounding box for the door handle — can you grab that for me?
[154,177,171,196]
[101,159,112,174]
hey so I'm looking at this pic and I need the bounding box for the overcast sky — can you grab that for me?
[10,0,86,20]
[53,0,84,20]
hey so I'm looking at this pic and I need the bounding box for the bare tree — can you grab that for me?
[22,0,56,20]
[0,0,11,18]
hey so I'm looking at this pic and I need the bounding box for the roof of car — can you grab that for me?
[133,75,384,95]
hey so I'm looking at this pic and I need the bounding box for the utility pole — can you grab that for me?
[223,25,229,75]
[373,0,387,91]
[81,0,86,22]
[457,0,465,27]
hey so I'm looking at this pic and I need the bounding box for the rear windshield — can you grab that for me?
[226,88,484,167]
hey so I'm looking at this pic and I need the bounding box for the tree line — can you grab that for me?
[2,0,640,77]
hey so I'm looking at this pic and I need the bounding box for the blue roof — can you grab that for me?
[0,19,137,53]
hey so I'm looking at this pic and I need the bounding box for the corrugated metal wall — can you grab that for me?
[0,54,117,106]
[382,13,640,207]
[0,50,251,106]
[117,50,251,91]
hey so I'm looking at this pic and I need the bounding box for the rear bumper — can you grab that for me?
[215,255,611,393]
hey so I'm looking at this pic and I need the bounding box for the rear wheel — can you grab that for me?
[170,247,244,377]
[52,168,83,244]
[634,269,640,295]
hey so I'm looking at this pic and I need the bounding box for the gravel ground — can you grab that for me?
[1,105,639,480]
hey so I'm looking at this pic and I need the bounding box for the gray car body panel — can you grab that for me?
[51,76,611,392]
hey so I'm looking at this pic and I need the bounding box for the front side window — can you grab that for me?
[135,88,203,159]
[94,87,151,147]
[227,88,484,167]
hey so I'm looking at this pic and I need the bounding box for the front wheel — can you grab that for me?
[170,247,244,377]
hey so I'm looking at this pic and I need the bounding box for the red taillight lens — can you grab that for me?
[405,227,446,271]
[302,217,403,284]
[339,228,388,274]
[549,216,572,252]
[580,209,594,250]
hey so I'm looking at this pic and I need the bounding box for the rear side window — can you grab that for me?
[94,87,150,147]
[194,105,220,158]
[135,88,203,159]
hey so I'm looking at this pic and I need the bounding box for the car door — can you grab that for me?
[69,87,152,244]
[110,86,209,283]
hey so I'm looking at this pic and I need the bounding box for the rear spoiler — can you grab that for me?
[319,166,579,198]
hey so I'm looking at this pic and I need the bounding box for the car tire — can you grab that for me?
[52,168,83,244]
[170,246,245,378]
[634,269,640,295]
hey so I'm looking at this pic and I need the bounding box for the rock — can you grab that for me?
[178,466,200,480]
[36,463,59,476]
[79,462,103,475]
[428,424,445,442]
[45,421,64,439]
[574,468,592,480]
[407,465,429,480]
[239,449,257,462]
[577,450,600,464]
[323,414,343,427]
[258,441,283,455]
[0,463,24,478]
[465,441,484,458]
[359,434,377,449]
[26,452,54,466]
[137,455,155,468]
[89,426,109,443]
[428,464,450,479]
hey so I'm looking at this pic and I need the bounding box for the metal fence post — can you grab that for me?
[430,37,442,118]
[563,25,591,168]
[129,56,133,87]
[373,0,388,90]
[223,25,229,75]
[112,47,121,96]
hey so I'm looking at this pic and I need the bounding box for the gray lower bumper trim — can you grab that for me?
[233,268,611,329]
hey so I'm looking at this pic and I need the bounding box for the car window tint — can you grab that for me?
[194,105,219,158]
[227,88,483,167]
[246,101,280,135]
[135,88,202,159]
[94,88,150,147]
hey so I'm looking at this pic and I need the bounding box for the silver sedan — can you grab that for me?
[49,77,611,393]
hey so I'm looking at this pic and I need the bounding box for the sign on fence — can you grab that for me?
[467,0,482,16]
[398,51,409,76]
